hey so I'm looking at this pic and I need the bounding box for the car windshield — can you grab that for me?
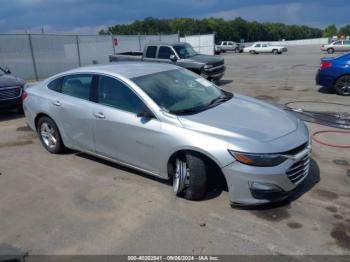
[173,44,197,59]
[132,69,233,115]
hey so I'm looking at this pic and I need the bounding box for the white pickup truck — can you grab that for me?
[244,42,287,54]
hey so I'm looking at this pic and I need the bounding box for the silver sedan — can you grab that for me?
[23,62,311,206]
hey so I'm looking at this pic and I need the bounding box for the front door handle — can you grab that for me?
[52,101,61,106]
[93,112,105,119]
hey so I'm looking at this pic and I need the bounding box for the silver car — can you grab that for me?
[23,63,311,206]
[321,40,350,54]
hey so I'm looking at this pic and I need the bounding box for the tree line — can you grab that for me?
[323,24,350,38]
[99,17,328,42]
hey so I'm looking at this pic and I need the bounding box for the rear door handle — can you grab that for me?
[93,112,105,119]
[52,101,61,106]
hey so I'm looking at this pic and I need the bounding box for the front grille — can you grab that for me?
[0,87,22,100]
[286,153,310,184]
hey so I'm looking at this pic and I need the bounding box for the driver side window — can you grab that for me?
[158,46,175,59]
[255,44,261,48]
[97,75,145,114]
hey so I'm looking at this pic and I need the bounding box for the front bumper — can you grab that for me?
[202,65,226,80]
[0,97,22,109]
[222,145,311,206]
[315,69,335,88]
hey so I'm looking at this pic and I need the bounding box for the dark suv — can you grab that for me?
[0,67,26,112]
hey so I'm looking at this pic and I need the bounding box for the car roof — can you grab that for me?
[62,62,178,79]
[145,42,188,46]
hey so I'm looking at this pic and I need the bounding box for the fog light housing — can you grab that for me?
[249,182,287,201]
[249,182,283,192]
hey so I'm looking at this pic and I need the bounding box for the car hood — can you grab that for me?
[178,94,300,148]
[184,54,224,66]
[0,74,25,88]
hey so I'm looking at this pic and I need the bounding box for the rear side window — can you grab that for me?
[47,78,62,92]
[158,46,174,59]
[61,74,93,101]
[97,75,144,114]
[146,46,157,58]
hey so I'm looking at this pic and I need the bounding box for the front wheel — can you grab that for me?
[249,50,256,55]
[172,152,207,200]
[327,48,335,54]
[37,116,65,154]
[272,49,278,55]
[334,75,350,96]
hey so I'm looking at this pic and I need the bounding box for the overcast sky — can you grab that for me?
[1,0,349,34]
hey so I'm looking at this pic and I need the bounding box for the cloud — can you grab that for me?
[0,0,349,33]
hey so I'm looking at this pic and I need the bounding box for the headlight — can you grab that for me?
[228,150,287,167]
[204,64,213,70]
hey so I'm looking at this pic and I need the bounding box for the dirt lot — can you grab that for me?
[0,45,349,256]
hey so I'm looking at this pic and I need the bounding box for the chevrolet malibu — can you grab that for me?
[23,63,311,206]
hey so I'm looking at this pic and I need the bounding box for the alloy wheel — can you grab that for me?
[40,122,57,149]
[173,158,189,194]
[335,76,350,96]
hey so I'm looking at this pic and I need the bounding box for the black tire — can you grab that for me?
[37,116,65,154]
[327,48,335,54]
[249,50,255,55]
[272,49,278,55]
[184,153,207,200]
[334,75,350,96]
[172,152,208,200]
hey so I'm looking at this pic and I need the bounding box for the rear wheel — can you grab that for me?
[37,116,65,153]
[272,49,278,55]
[172,152,207,200]
[334,75,350,96]
[327,48,335,54]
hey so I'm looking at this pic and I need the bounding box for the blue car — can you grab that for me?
[316,53,350,96]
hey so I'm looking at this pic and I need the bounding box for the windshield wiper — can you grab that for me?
[207,93,233,107]
[168,107,203,115]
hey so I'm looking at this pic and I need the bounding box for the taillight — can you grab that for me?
[22,90,28,101]
[320,61,332,70]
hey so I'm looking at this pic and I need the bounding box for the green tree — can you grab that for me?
[323,24,337,37]
[339,25,350,36]
[99,17,323,42]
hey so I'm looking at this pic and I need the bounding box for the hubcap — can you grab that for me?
[336,76,350,95]
[173,158,189,194]
[40,122,57,148]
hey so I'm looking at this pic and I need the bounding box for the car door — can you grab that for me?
[254,43,262,52]
[333,40,342,51]
[342,40,350,51]
[90,75,162,173]
[142,45,158,62]
[46,74,95,152]
[261,43,270,53]
[156,46,177,63]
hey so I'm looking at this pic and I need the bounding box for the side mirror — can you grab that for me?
[170,54,177,62]
[4,67,11,74]
[137,109,155,119]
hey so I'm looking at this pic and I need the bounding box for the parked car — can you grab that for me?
[244,42,288,54]
[23,63,311,206]
[321,40,350,54]
[215,41,244,54]
[0,66,26,112]
[316,53,350,96]
[109,42,225,81]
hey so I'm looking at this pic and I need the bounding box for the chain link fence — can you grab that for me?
[0,33,179,80]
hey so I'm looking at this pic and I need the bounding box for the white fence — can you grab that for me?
[113,34,179,53]
[0,33,179,80]
[180,34,215,55]
[268,37,329,46]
